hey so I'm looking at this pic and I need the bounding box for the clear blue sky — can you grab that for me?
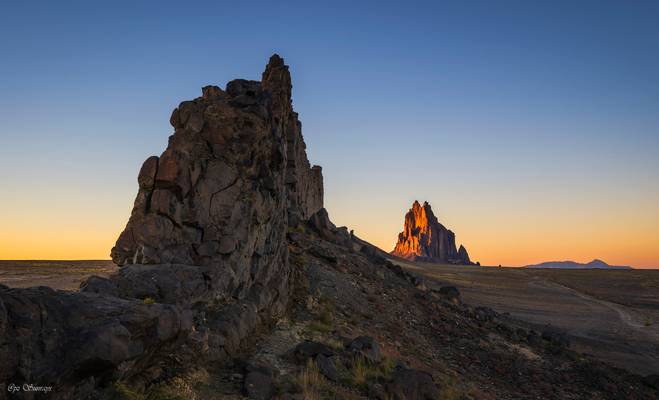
[1,0,658,267]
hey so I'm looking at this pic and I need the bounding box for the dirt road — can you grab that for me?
[395,260,659,376]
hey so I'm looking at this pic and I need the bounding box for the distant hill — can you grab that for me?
[524,259,632,270]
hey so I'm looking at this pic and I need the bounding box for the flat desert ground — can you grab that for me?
[1,259,658,376]
[0,260,118,290]
[396,260,659,376]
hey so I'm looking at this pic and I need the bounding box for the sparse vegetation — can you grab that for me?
[110,382,144,400]
[351,356,368,386]
[318,302,334,325]
[108,380,189,400]
[145,386,187,400]
[309,295,336,333]
[289,250,308,268]
[466,386,497,400]
[296,359,324,400]
[287,225,306,233]
[437,375,462,400]
[350,355,395,388]
[326,337,344,351]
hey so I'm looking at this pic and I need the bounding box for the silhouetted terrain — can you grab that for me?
[524,259,633,270]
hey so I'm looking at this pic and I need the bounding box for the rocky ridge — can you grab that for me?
[391,200,473,264]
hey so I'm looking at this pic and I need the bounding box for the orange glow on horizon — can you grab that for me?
[1,193,658,269]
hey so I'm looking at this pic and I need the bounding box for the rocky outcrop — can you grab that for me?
[0,284,192,399]
[111,54,322,268]
[0,54,325,398]
[102,54,325,362]
[386,367,441,400]
[391,200,472,264]
[457,244,471,265]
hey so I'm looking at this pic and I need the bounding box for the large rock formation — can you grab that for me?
[391,200,472,264]
[0,54,325,398]
[111,54,322,268]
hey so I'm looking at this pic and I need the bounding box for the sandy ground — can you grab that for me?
[0,260,118,291]
[395,260,659,376]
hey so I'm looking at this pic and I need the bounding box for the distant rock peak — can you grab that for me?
[391,200,473,264]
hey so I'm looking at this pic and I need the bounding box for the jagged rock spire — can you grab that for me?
[391,200,472,264]
[111,55,322,267]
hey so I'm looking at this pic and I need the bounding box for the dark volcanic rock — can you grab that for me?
[642,374,659,389]
[292,340,334,362]
[0,54,325,398]
[386,367,440,400]
[542,327,570,349]
[244,361,278,400]
[474,306,497,322]
[0,284,191,398]
[316,353,339,382]
[347,336,381,363]
[435,285,461,304]
[244,371,274,400]
[391,200,473,264]
[103,53,325,361]
[111,54,323,269]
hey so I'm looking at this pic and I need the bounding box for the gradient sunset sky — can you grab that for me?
[1,1,658,267]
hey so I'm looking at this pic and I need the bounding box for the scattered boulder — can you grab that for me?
[435,286,461,304]
[244,361,278,400]
[316,353,339,382]
[642,374,659,389]
[386,367,440,400]
[309,245,338,265]
[292,340,334,362]
[474,306,497,322]
[526,330,542,346]
[368,382,388,399]
[413,276,427,291]
[347,336,381,363]
[542,327,570,349]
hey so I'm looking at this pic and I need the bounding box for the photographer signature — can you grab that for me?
[8,383,53,394]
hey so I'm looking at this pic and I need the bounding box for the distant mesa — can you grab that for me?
[524,259,632,270]
[391,200,474,265]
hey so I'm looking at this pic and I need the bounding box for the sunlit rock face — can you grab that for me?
[391,200,471,264]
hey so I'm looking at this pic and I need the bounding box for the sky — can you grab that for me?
[1,0,658,267]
